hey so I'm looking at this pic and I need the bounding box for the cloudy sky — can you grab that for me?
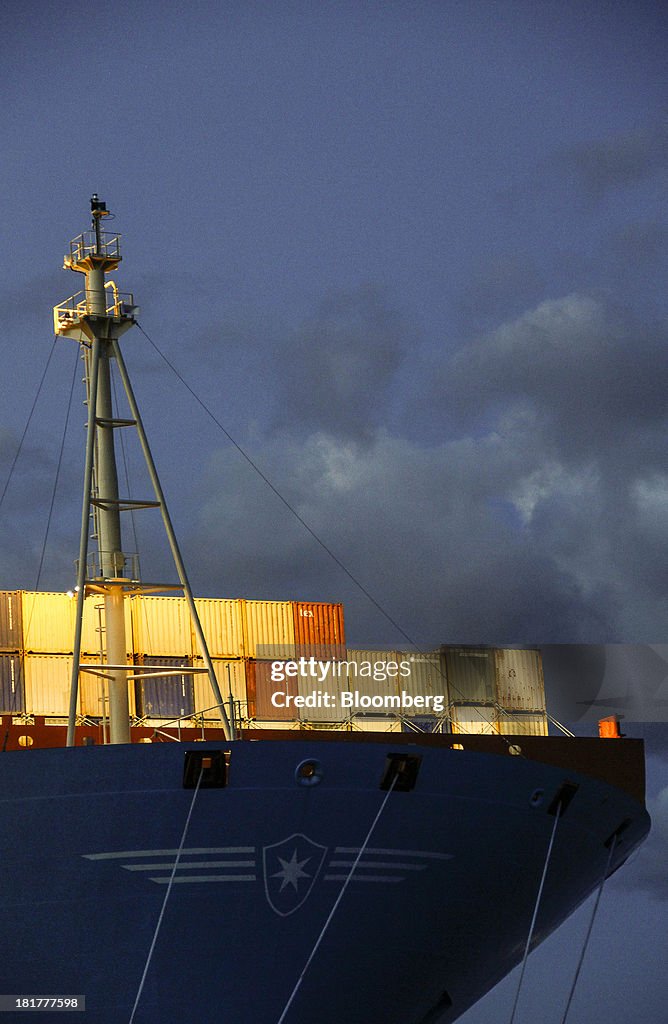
[1,1,666,1020]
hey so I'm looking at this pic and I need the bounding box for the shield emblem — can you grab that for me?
[263,833,327,917]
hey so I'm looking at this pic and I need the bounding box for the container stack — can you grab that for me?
[1,591,548,735]
[0,591,23,716]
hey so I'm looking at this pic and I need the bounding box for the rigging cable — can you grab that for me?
[135,323,514,746]
[558,833,618,1024]
[0,337,58,514]
[508,800,562,1024]
[34,349,79,591]
[275,771,399,1024]
[0,337,59,748]
[128,762,204,1024]
[136,322,416,647]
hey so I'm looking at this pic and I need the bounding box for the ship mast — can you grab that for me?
[54,196,231,744]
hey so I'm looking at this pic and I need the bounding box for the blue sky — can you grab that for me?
[1,2,667,1020]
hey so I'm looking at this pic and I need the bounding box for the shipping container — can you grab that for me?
[24,654,75,716]
[192,599,244,658]
[81,594,133,657]
[497,711,549,736]
[296,656,348,723]
[293,602,345,659]
[495,648,546,711]
[134,655,194,719]
[0,591,22,650]
[449,703,500,736]
[247,658,299,721]
[21,592,76,654]
[79,656,136,719]
[342,650,403,709]
[395,651,448,717]
[192,658,247,722]
[131,596,193,657]
[443,647,496,703]
[351,717,402,733]
[244,601,296,659]
[0,653,24,713]
[248,720,303,730]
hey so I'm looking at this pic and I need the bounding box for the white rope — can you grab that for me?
[128,765,204,1023]
[275,773,399,1024]
[558,834,618,1024]
[508,801,562,1024]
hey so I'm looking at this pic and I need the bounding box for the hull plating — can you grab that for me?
[0,740,650,1023]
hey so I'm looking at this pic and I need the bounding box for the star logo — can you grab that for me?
[263,834,327,916]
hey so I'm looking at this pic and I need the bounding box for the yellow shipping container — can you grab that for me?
[79,656,136,719]
[498,711,549,736]
[131,595,193,657]
[21,592,76,654]
[242,600,295,659]
[351,717,402,733]
[192,599,244,658]
[449,704,500,735]
[24,654,74,716]
[192,658,248,721]
[81,594,133,657]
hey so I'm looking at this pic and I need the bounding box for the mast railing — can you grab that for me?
[65,230,121,264]
[53,286,137,333]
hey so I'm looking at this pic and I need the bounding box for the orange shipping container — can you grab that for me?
[293,602,345,659]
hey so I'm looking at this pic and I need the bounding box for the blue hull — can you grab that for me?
[0,738,650,1022]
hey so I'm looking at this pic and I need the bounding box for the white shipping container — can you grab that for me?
[342,650,402,706]
[395,651,448,716]
[495,649,546,711]
[192,599,244,659]
[443,647,496,703]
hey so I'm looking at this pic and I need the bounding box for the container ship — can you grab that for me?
[0,199,650,1023]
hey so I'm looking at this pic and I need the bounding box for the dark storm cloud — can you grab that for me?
[176,286,668,645]
[559,123,668,201]
[446,294,667,459]
[188,429,620,645]
[268,285,411,441]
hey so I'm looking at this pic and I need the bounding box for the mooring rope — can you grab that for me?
[558,833,618,1024]
[508,801,562,1024]
[128,765,204,1024]
[275,773,399,1024]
